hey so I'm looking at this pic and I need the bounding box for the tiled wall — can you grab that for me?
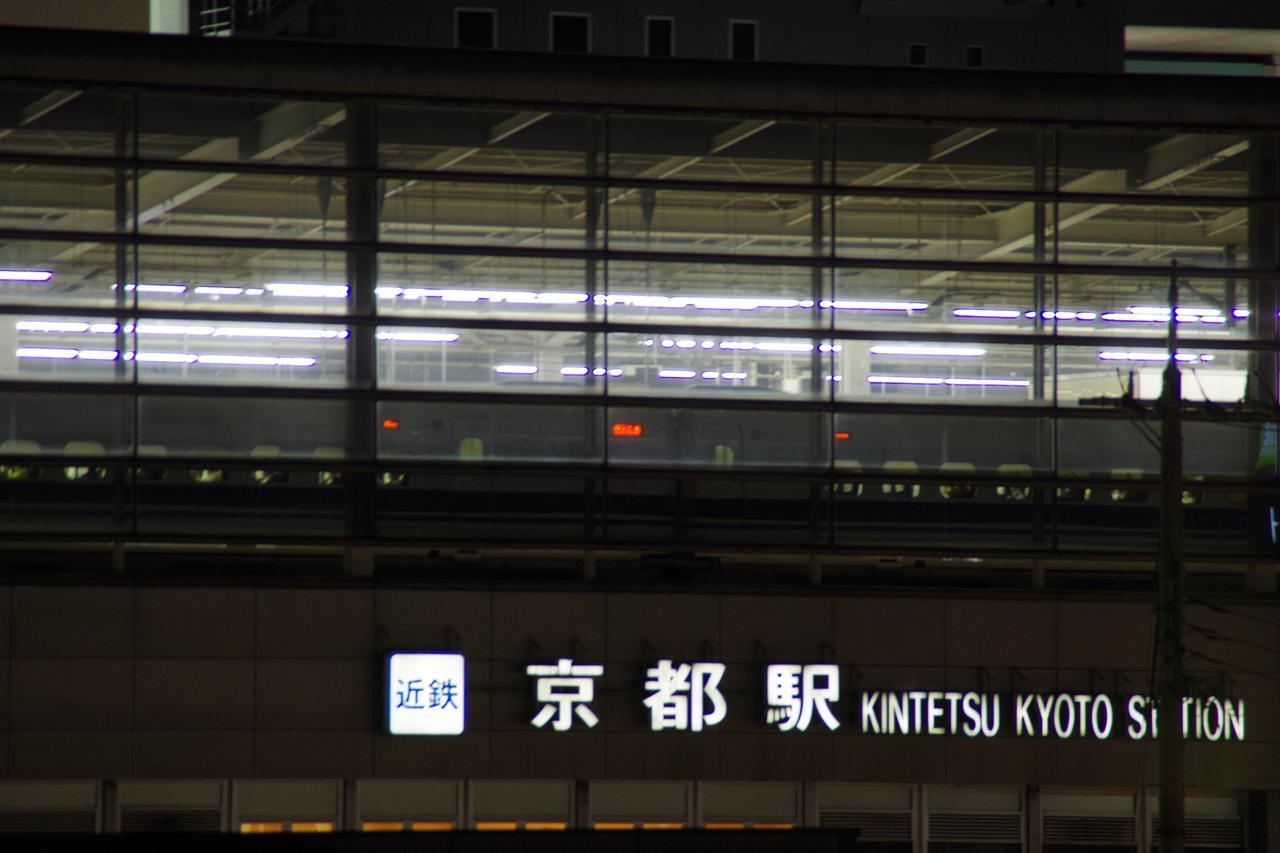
[0,585,1275,787]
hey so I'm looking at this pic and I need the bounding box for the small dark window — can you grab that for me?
[908,43,928,66]
[730,20,757,61]
[551,13,590,53]
[965,45,985,68]
[646,16,674,58]
[455,9,495,49]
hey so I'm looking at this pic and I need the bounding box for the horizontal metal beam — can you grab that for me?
[0,375,1270,423]
[0,225,1273,280]
[0,148,1276,210]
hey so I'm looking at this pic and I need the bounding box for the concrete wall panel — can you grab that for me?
[254,732,373,779]
[8,731,132,779]
[835,598,946,666]
[375,589,491,660]
[256,589,374,659]
[135,587,254,658]
[134,660,254,730]
[373,732,493,779]
[132,731,254,778]
[256,660,374,730]
[946,600,1056,669]
[10,658,133,730]
[11,587,132,657]
[490,591,606,666]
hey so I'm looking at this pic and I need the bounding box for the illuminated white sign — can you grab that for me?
[861,691,1000,737]
[859,690,1245,741]
[500,658,1248,742]
[643,659,727,732]
[527,658,604,731]
[387,652,465,735]
[766,664,841,731]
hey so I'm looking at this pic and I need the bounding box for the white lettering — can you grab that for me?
[945,692,962,733]
[908,691,926,733]
[1073,695,1091,737]
[1225,699,1246,741]
[1202,697,1224,741]
[981,695,1000,737]
[861,692,881,734]
[1035,694,1054,737]
[927,692,944,735]
[1015,694,1034,736]
[1091,695,1114,739]
[888,692,909,734]
[1053,694,1075,739]
[1127,695,1147,740]
[962,692,983,737]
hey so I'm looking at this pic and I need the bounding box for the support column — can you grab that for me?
[1026,786,1043,853]
[345,101,378,541]
[1247,134,1280,553]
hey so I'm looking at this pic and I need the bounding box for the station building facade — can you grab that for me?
[0,23,1275,850]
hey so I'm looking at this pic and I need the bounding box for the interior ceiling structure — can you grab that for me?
[1126,25,1280,57]
[0,89,1254,311]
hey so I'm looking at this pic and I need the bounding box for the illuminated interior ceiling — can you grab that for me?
[1125,25,1280,58]
[0,91,1252,314]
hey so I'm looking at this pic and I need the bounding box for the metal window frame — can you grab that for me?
[453,7,498,50]
[644,15,676,59]
[728,19,759,62]
[549,11,592,54]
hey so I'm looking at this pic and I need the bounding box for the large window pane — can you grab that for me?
[833,413,1049,472]
[134,171,343,241]
[136,245,352,315]
[1059,129,1251,197]
[377,400,599,462]
[609,186,817,255]
[1055,344,1248,405]
[609,116,818,184]
[6,314,133,382]
[605,331,831,399]
[380,105,589,176]
[0,161,127,234]
[834,195,1034,262]
[377,327,599,393]
[839,341,1038,403]
[133,319,348,386]
[0,238,122,308]
[380,180,587,248]
[0,390,131,452]
[0,88,126,158]
[836,123,1042,191]
[604,261,824,329]
[138,396,348,458]
[607,406,827,467]
[138,93,347,166]
[376,253,588,322]
[1054,201,1246,268]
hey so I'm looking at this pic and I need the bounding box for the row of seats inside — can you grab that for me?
[0,440,344,485]
[833,460,1204,505]
[0,440,1203,502]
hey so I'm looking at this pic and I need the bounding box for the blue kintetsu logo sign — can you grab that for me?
[387,652,465,735]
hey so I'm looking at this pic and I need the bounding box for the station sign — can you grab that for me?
[387,654,1245,742]
[386,652,465,735]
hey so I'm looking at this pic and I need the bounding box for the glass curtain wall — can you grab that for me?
[0,84,1272,550]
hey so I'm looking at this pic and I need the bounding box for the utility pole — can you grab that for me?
[1156,263,1186,853]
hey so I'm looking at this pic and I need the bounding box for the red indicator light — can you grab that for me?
[612,422,644,438]
[382,418,401,430]
[834,432,851,441]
